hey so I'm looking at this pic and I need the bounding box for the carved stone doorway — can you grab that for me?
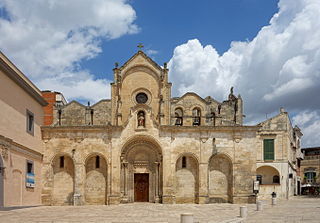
[134,173,149,202]
[120,136,162,203]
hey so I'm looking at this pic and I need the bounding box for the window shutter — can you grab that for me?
[264,139,274,160]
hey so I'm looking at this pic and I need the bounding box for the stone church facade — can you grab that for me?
[41,50,302,205]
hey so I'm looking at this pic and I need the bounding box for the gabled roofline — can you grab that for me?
[0,51,48,106]
[63,100,87,108]
[172,92,210,104]
[118,50,163,72]
[63,99,111,109]
[257,112,286,126]
[91,99,111,107]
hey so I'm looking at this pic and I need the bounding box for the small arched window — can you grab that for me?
[273,175,280,184]
[211,111,216,126]
[182,156,187,168]
[192,108,201,126]
[95,156,100,169]
[175,108,183,126]
[60,156,64,168]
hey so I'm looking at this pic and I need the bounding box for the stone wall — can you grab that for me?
[42,114,258,205]
[52,100,112,126]
[171,92,243,127]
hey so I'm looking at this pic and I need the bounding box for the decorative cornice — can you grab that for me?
[160,125,259,133]
[41,125,118,142]
[0,135,42,160]
[0,52,48,106]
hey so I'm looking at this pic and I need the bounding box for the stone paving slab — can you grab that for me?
[0,197,319,223]
[244,197,320,223]
[0,203,256,223]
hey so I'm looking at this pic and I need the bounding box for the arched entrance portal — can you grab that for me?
[121,136,162,203]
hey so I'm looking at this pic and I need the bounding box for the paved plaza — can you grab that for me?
[0,197,319,223]
[245,196,320,223]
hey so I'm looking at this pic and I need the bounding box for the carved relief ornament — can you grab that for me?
[0,143,9,160]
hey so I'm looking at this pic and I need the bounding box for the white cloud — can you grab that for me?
[293,111,320,147]
[0,0,138,102]
[146,49,158,56]
[169,0,320,147]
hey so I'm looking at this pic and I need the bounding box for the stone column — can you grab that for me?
[109,144,121,204]
[123,162,128,196]
[198,163,208,204]
[73,163,85,206]
[199,137,209,204]
[155,162,160,203]
[162,152,174,204]
[120,161,124,196]
[120,158,128,203]
[41,162,53,205]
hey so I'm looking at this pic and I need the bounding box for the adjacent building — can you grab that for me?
[300,147,320,193]
[256,113,303,199]
[0,51,47,206]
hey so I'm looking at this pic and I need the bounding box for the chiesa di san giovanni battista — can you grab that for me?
[39,49,302,206]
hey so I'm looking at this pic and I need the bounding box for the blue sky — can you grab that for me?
[82,0,279,78]
[0,0,320,147]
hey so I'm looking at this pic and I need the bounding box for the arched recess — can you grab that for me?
[175,153,199,203]
[12,169,22,205]
[174,107,183,126]
[122,65,160,83]
[192,107,201,126]
[256,166,280,184]
[51,154,74,205]
[121,135,162,203]
[208,154,233,203]
[0,155,4,207]
[84,153,107,205]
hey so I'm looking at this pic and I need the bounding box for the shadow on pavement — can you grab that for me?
[0,205,41,211]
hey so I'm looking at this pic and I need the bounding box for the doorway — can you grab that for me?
[134,173,149,202]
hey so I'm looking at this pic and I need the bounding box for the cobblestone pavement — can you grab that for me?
[0,197,319,223]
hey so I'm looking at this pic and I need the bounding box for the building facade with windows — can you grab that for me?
[256,111,303,199]
[0,51,47,207]
[300,147,320,192]
[40,50,303,205]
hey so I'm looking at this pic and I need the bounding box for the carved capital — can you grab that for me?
[0,144,9,160]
